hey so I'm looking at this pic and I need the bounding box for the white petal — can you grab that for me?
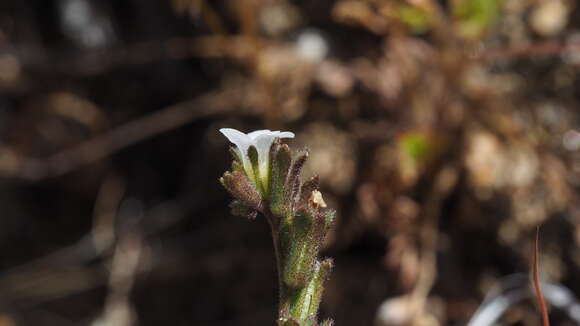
[276,131,295,139]
[254,133,277,168]
[220,128,295,193]
[247,129,272,140]
[220,128,251,154]
[253,130,296,171]
[219,128,253,173]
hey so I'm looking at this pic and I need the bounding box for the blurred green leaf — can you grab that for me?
[398,5,431,34]
[453,0,503,39]
[400,132,431,163]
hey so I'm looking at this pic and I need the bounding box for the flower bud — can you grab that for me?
[220,171,262,209]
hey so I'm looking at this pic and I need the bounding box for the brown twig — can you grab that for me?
[98,230,143,326]
[408,166,458,319]
[482,39,580,62]
[262,208,284,304]
[4,36,257,77]
[2,88,237,181]
[91,174,126,255]
[533,226,550,326]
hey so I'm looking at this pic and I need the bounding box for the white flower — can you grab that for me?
[220,128,295,192]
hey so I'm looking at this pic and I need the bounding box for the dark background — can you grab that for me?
[0,0,578,325]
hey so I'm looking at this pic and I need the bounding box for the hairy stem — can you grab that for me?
[263,208,284,302]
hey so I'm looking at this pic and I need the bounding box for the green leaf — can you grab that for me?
[308,259,333,319]
[282,206,333,290]
[283,208,317,288]
[287,259,333,325]
[270,143,293,218]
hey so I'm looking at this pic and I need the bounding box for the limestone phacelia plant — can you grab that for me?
[219,128,335,326]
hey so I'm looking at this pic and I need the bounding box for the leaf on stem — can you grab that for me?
[288,259,332,324]
[283,208,317,288]
[270,142,293,217]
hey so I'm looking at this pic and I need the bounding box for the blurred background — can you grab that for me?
[0,0,578,325]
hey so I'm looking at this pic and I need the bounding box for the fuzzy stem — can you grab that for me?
[264,207,327,326]
[262,207,284,303]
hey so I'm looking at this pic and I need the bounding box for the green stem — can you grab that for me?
[262,199,332,326]
[263,208,284,303]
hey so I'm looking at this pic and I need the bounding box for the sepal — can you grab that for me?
[220,171,262,209]
[270,141,292,217]
[286,151,309,203]
[248,145,263,193]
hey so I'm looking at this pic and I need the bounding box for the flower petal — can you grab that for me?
[220,128,254,174]
[220,128,251,154]
[277,131,295,139]
[247,129,272,140]
[254,133,277,167]
[220,128,295,194]
[253,130,295,171]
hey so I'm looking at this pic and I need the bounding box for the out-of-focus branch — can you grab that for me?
[2,36,257,77]
[0,88,238,181]
[408,166,458,319]
[481,39,580,62]
[93,231,143,326]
